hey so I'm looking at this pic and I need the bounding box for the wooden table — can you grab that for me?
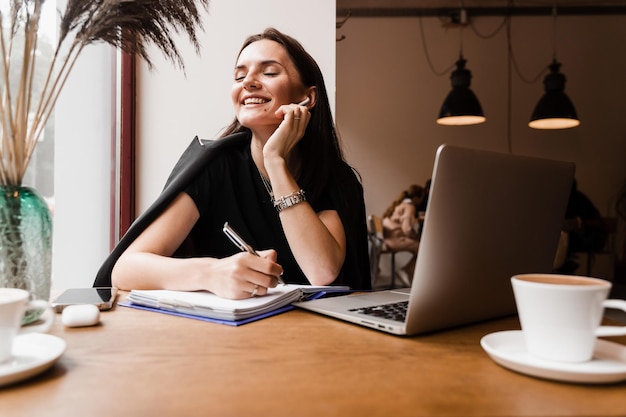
[3,296,626,417]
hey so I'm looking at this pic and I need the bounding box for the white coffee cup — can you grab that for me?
[0,288,54,363]
[511,274,626,363]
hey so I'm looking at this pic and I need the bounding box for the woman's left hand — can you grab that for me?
[263,102,310,159]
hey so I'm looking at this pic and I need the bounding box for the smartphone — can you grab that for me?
[51,287,118,312]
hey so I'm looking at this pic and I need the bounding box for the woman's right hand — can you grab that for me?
[203,249,283,299]
[112,193,284,297]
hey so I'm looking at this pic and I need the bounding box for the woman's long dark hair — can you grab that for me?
[221,27,347,203]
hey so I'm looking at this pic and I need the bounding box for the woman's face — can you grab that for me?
[231,39,307,133]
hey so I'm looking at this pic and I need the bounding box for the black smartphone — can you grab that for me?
[51,287,118,312]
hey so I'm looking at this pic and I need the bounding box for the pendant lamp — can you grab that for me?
[437,57,486,126]
[528,60,580,129]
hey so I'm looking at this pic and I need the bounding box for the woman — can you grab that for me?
[95,28,371,298]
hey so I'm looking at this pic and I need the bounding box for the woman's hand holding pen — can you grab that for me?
[209,249,282,300]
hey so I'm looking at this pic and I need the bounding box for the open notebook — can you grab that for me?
[126,284,349,322]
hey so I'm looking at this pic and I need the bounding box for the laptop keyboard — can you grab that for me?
[349,301,408,323]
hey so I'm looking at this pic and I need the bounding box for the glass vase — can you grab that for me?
[0,186,52,324]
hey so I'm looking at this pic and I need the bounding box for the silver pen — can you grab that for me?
[222,222,285,285]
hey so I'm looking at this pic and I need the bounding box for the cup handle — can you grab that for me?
[596,299,626,337]
[19,299,54,334]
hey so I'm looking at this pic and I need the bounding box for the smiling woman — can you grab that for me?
[98,27,371,298]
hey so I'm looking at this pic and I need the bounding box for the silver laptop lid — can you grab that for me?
[404,144,575,334]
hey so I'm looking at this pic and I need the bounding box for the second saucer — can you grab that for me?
[481,330,626,384]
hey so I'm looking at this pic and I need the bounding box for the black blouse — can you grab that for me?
[94,133,371,290]
[183,140,333,284]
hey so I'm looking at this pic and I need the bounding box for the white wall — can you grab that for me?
[136,0,336,213]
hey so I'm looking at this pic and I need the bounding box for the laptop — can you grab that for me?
[294,144,575,336]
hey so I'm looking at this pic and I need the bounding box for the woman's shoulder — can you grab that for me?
[197,133,251,168]
[167,132,249,175]
[166,132,250,190]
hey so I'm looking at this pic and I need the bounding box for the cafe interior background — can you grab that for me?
[334,0,626,283]
[45,0,626,289]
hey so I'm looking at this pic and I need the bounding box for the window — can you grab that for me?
[37,0,117,289]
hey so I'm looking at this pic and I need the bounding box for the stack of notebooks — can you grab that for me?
[121,284,350,326]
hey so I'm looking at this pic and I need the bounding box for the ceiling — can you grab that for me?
[337,0,626,17]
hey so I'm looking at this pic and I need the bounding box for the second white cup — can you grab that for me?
[511,274,626,363]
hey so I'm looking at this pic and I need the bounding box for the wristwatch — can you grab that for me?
[274,189,306,212]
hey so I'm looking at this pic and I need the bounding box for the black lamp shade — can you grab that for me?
[437,58,486,126]
[529,61,580,129]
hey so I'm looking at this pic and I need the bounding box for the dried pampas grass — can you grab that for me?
[0,0,210,185]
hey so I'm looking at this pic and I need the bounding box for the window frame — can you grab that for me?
[118,51,136,243]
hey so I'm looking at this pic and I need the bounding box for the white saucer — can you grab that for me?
[481,330,626,384]
[0,333,66,388]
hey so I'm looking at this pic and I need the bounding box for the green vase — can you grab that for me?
[0,186,52,324]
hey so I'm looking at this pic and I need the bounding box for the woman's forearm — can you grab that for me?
[265,159,345,285]
[111,252,211,291]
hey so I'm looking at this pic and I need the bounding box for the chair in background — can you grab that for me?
[367,214,415,289]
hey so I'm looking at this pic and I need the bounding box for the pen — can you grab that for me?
[222,222,285,285]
